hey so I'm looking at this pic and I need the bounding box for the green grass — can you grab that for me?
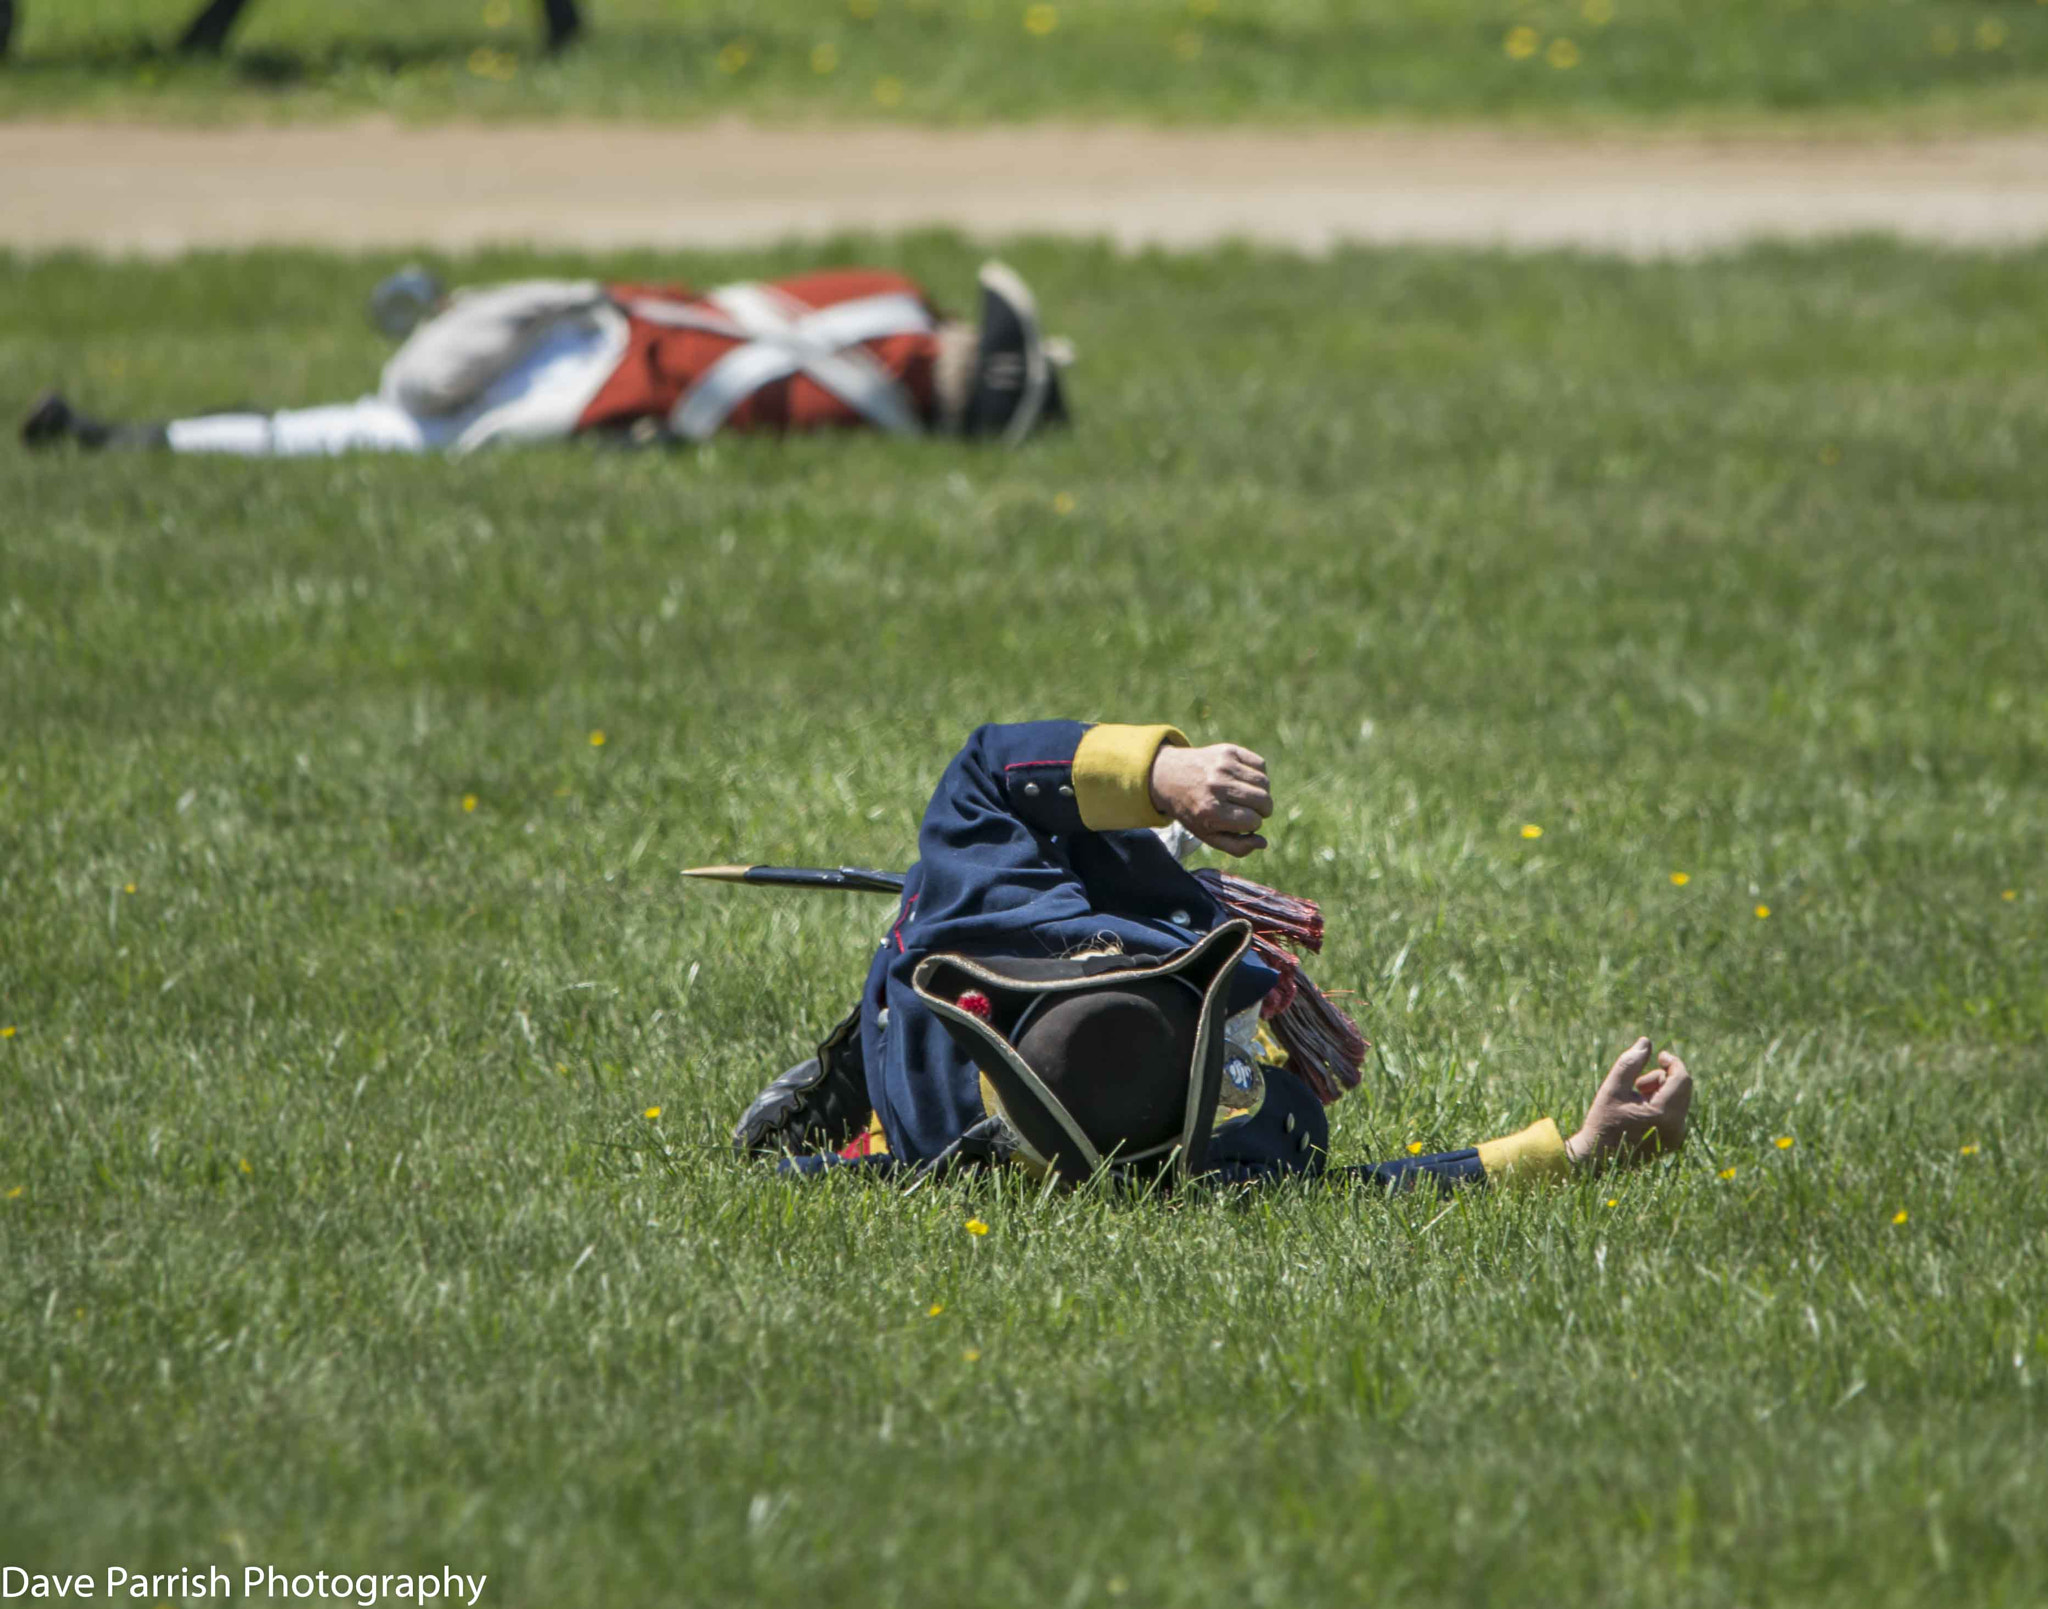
[3,236,2046,1606]
[6,0,2048,126]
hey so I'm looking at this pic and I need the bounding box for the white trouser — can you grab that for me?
[164,310,627,458]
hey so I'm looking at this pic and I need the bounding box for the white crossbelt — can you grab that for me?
[624,283,936,441]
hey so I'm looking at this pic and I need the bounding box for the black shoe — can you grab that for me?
[963,262,1069,447]
[732,1010,873,1157]
[21,392,76,449]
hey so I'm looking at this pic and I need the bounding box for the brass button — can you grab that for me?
[1023,782,1041,797]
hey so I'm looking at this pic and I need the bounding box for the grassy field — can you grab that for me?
[3,237,2046,1606]
[5,0,2048,126]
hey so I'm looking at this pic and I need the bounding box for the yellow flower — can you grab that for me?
[123,882,137,894]
[1775,1136,1794,1150]
[2002,889,2017,902]
[1520,823,1543,839]
[1754,904,1771,919]
[1977,18,2008,50]
[462,794,478,812]
[555,1063,568,1074]
[811,41,840,73]
[965,1217,990,1235]
[1053,492,1076,515]
[5,1186,23,1200]
[1406,1141,1425,1156]
[962,1348,982,1362]
[873,74,905,106]
[644,1105,662,1120]
[1603,1197,1618,1208]
[589,730,606,747]
[1546,36,1580,69]
[1892,1209,1909,1225]
[1504,25,1540,59]
[238,1158,252,1176]
[1580,0,1612,24]
[927,1303,945,1317]
[1718,1166,1737,1181]
[0,1026,15,1038]
[717,39,752,74]
[1960,1143,1980,1156]
[1669,872,1690,886]
[1024,4,1059,35]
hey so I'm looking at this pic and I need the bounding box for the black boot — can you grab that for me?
[732,1008,873,1157]
[21,392,169,452]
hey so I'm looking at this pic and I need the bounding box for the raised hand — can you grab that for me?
[1148,742,1274,857]
[1565,1038,1693,1169]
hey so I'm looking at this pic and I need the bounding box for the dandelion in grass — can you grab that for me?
[462,794,478,812]
[5,1186,23,1200]
[1669,872,1690,886]
[238,1158,252,1176]
[927,1303,944,1317]
[965,1217,990,1236]
[1775,1136,1794,1150]
[718,40,752,74]
[1960,1143,1980,1156]
[1053,492,1076,516]
[811,41,840,73]
[1520,823,1543,839]
[1754,904,1771,919]
[589,730,606,747]
[873,75,905,106]
[2002,889,2017,902]
[1504,25,1539,59]
[1977,18,2008,50]
[0,1026,15,1038]
[1718,1166,1737,1181]
[962,1348,982,1362]
[1604,1198,1618,1208]
[644,1105,662,1120]
[1024,4,1059,35]
[1892,1209,1909,1225]
[1406,1141,1425,1156]
[1547,37,1581,68]
[123,882,137,894]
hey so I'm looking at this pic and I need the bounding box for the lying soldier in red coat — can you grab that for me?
[21,261,1067,457]
[733,721,1695,1192]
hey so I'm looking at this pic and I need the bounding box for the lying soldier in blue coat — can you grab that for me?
[733,722,1693,1189]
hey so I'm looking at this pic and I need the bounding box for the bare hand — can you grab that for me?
[1566,1038,1693,1170]
[1148,742,1273,857]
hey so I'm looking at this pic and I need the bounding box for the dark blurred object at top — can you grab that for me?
[0,0,582,58]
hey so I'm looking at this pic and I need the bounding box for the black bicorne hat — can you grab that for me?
[911,921,1255,1183]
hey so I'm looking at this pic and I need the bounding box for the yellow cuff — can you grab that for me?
[1071,724,1189,831]
[1475,1118,1572,1184]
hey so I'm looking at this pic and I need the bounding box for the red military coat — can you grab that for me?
[577,269,946,437]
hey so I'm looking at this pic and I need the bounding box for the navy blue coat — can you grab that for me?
[806,722,1501,1191]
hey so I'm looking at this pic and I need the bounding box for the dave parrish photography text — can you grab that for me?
[2,1570,486,1607]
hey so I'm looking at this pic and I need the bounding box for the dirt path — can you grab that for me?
[8,118,2048,257]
